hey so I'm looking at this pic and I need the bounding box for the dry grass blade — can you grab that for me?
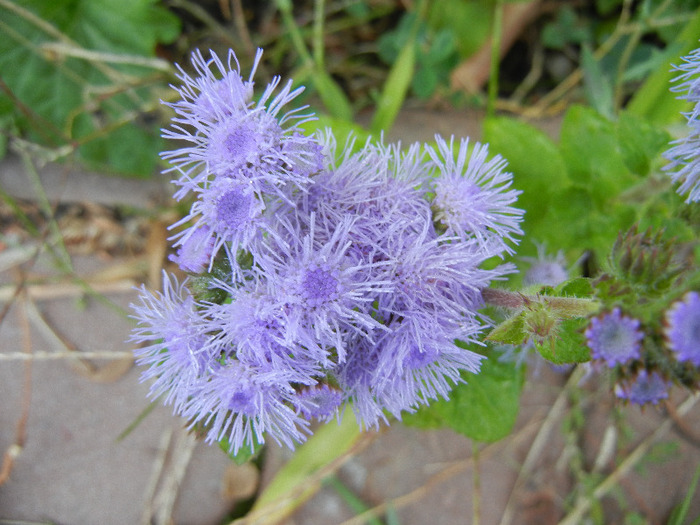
[0,291,33,486]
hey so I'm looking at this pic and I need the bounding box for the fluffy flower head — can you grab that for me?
[585,308,644,367]
[665,291,700,365]
[663,46,700,202]
[615,370,670,406]
[427,136,523,252]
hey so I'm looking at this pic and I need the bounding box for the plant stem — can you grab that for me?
[487,0,504,119]
[558,393,700,525]
[481,288,600,317]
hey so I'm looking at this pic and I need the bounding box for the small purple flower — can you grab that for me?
[180,360,309,453]
[256,215,392,363]
[585,308,644,367]
[427,136,524,253]
[615,370,670,406]
[168,225,215,274]
[129,272,214,409]
[665,291,700,365]
[161,48,318,202]
[663,46,700,202]
[294,384,343,422]
[522,245,568,287]
[170,177,265,271]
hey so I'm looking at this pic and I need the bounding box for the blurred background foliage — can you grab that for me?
[2,0,700,177]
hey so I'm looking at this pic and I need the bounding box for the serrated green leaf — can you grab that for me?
[535,318,591,364]
[486,313,528,345]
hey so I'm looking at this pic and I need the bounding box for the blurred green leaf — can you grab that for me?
[626,7,700,124]
[0,0,180,176]
[426,0,491,59]
[541,6,592,50]
[616,111,671,176]
[312,69,353,122]
[582,44,614,119]
[218,436,263,465]
[370,36,416,133]
[482,116,569,257]
[559,105,636,203]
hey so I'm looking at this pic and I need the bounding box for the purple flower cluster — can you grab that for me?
[664,46,700,202]
[130,49,523,453]
[584,294,700,406]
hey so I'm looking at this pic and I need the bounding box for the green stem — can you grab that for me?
[313,0,326,69]
[481,288,600,317]
[487,0,504,119]
[275,0,313,67]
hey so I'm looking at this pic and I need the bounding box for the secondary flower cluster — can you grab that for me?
[585,292,700,405]
[578,222,700,405]
[130,49,523,453]
[664,45,700,202]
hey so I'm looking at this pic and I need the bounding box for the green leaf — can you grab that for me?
[556,277,594,298]
[486,313,528,345]
[559,105,636,204]
[483,116,569,250]
[312,69,353,122]
[250,415,362,522]
[616,111,671,177]
[370,38,416,134]
[581,44,614,120]
[218,436,264,465]
[626,7,700,125]
[426,0,491,58]
[405,351,524,443]
[535,318,591,364]
[0,0,180,176]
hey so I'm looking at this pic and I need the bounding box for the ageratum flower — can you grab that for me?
[130,48,526,454]
[522,245,569,287]
[664,46,700,202]
[169,177,266,274]
[180,359,310,452]
[427,136,524,253]
[255,215,392,364]
[161,49,319,202]
[293,384,344,422]
[665,291,700,365]
[585,308,644,367]
[129,272,214,410]
[615,370,670,406]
